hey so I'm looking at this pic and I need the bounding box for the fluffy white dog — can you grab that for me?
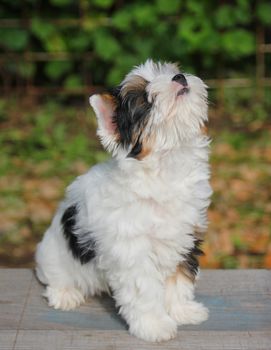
[35,59,212,342]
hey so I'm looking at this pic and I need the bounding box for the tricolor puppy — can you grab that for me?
[35,59,212,342]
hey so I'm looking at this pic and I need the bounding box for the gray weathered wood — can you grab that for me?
[0,269,270,350]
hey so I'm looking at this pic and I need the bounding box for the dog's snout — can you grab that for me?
[172,74,187,86]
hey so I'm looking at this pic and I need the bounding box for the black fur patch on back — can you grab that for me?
[110,85,152,152]
[61,205,96,264]
[182,239,204,279]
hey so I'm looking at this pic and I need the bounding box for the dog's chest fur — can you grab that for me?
[67,136,211,275]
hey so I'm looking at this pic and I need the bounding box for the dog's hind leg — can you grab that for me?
[35,213,108,311]
[35,221,86,310]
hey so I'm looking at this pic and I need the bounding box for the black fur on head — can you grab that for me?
[109,78,153,158]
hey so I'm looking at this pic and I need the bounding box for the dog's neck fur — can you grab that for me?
[114,134,210,204]
[117,134,209,172]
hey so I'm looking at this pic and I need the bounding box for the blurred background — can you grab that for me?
[0,0,270,268]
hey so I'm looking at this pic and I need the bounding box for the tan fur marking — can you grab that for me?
[121,75,148,97]
[177,264,196,283]
[136,146,151,160]
[168,223,206,284]
[200,126,208,135]
[166,265,194,290]
[101,93,117,106]
[135,133,156,160]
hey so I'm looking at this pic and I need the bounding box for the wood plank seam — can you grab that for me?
[12,272,34,350]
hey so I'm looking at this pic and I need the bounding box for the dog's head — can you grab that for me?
[90,59,208,159]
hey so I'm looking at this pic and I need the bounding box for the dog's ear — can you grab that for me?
[89,94,116,136]
[89,94,118,152]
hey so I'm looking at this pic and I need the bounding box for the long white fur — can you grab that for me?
[35,59,212,342]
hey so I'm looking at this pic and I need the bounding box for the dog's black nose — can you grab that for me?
[172,73,187,86]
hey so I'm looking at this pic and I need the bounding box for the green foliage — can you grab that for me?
[221,30,255,58]
[256,1,271,25]
[45,61,72,80]
[156,0,180,15]
[0,28,29,50]
[64,75,82,88]
[51,0,73,6]
[93,29,121,60]
[92,0,114,9]
[0,1,268,86]
[17,62,36,78]
[31,18,55,41]
[67,32,90,51]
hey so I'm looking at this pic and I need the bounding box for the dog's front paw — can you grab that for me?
[129,312,177,342]
[168,300,209,325]
[44,286,85,311]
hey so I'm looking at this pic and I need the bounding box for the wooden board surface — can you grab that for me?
[0,269,270,350]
